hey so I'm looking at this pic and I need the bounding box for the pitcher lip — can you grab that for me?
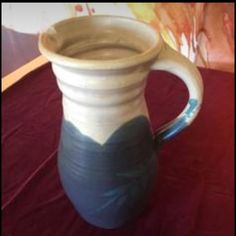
[38,15,163,70]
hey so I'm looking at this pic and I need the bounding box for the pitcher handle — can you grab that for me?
[151,43,203,146]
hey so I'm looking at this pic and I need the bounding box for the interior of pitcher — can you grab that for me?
[41,16,159,61]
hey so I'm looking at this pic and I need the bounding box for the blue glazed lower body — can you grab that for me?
[57,116,157,229]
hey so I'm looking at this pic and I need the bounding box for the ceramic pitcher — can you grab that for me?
[39,16,203,229]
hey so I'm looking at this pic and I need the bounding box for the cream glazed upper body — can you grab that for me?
[39,16,161,145]
[39,15,203,144]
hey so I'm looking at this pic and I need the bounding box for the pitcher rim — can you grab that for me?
[38,15,163,70]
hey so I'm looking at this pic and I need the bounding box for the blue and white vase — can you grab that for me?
[39,16,203,229]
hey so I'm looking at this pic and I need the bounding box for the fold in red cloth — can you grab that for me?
[2,64,234,236]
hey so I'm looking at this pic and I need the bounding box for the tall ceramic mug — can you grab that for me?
[39,16,203,229]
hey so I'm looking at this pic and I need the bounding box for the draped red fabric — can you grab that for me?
[2,64,234,236]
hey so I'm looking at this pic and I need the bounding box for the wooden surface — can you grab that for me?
[2,56,48,92]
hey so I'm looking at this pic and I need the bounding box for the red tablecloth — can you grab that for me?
[2,64,234,236]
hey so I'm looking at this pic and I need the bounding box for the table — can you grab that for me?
[2,64,234,236]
